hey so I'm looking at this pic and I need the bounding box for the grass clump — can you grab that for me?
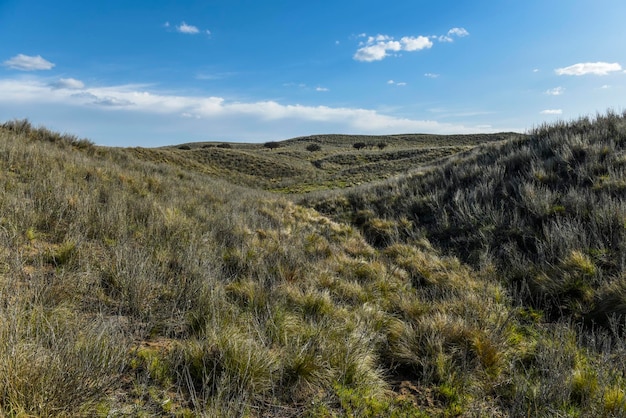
[2,112,626,415]
[0,306,127,416]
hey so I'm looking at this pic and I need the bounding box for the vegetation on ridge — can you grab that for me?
[0,115,625,416]
[132,131,518,193]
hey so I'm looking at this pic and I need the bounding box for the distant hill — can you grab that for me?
[136,132,522,193]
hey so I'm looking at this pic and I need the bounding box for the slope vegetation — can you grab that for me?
[131,132,517,193]
[307,111,626,326]
[0,118,625,417]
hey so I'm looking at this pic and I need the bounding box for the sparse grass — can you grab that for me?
[2,114,626,416]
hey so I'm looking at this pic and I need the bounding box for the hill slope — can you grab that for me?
[0,118,625,416]
[130,132,519,193]
[306,111,626,325]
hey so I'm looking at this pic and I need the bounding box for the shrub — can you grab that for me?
[307,143,322,152]
[264,141,281,150]
[353,142,367,150]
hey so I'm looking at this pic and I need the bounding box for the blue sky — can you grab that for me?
[1,0,625,146]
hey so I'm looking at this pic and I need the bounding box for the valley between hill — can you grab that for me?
[1,114,625,416]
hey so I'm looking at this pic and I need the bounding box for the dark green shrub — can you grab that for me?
[264,141,281,150]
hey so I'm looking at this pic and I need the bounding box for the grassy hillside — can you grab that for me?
[306,111,626,326]
[1,117,625,417]
[127,132,518,193]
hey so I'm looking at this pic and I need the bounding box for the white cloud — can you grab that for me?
[424,73,440,78]
[354,33,432,62]
[448,27,469,37]
[400,36,433,51]
[439,27,469,42]
[51,78,85,89]
[354,27,467,62]
[0,76,491,144]
[387,80,407,86]
[3,54,55,71]
[545,87,564,96]
[315,87,329,92]
[541,109,562,115]
[170,21,210,35]
[354,39,402,62]
[177,22,199,34]
[555,62,622,76]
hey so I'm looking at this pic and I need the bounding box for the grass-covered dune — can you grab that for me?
[130,131,518,193]
[307,111,626,327]
[0,116,625,416]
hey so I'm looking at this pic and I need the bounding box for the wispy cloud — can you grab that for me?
[92,96,135,107]
[387,80,407,86]
[283,82,307,88]
[438,27,469,42]
[195,72,237,81]
[3,54,55,71]
[166,21,210,35]
[0,76,492,141]
[555,62,622,76]
[541,109,562,115]
[283,83,329,92]
[177,21,199,34]
[51,78,85,89]
[545,87,564,96]
[424,73,440,78]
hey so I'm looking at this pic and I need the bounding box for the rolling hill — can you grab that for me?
[130,132,520,193]
[1,115,625,417]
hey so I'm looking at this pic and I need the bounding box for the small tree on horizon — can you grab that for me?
[264,141,281,150]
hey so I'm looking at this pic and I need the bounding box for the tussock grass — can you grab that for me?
[308,111,626,321]
[2,115,626,416]
[303,110,626,415]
